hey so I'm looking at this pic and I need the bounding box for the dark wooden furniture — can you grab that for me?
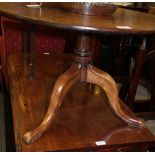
[1,2,155,144]
[145,7,155,111]
[8,53,155,151]
[118,5,155,110]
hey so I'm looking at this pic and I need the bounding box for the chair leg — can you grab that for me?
[23,64,81,144]
[86,65,145,128]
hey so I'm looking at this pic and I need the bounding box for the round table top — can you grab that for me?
[0,3,155,35]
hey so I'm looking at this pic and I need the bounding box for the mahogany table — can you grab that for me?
[8,53,155,151]
[1,2,155,145]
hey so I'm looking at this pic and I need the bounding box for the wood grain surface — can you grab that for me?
[8,53,155,151]
[0,3,155,35]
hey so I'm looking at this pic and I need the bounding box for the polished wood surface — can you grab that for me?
[8,53,155,151]
[23,34,144,144]
[86,65,144,127]
[3,2,155,149]
[1,3,155,34]
[23,63,81,143]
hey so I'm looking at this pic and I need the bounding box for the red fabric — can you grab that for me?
[3,21,66,54]
[3,21,22,54]
[34,27,65,54]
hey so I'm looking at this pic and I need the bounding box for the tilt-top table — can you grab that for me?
[1,3,155,150]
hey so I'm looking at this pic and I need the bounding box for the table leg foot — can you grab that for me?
[23,64,81,144]
[86,65,145,128]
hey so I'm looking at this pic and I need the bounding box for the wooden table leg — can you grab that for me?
[23,33,145,144]
[23,63,81,143]
[87,65,144,127]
